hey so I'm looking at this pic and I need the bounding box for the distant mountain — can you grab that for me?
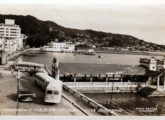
[0,14,165,51]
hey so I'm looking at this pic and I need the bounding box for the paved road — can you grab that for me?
[0,74,101,115]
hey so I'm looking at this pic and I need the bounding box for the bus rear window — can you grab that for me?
[47,90,52,94]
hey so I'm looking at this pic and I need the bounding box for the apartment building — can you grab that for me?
[49,42,75,52]
[0,19,24,53]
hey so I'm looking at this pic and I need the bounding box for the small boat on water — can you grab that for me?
[84,52,96,56]
[75,51,96,56]
[98,55,102,58]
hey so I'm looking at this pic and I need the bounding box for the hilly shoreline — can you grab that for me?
[0,14,165,52]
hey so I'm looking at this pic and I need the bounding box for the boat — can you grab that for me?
[76,49,96,56]
[84,51,96,56]
[98,55,102,58]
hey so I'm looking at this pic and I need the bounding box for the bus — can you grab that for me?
[12,62,45,72]
[35,73,62,104]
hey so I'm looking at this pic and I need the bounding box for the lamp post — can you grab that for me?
[16,70,21,115]
[16,70,21,95]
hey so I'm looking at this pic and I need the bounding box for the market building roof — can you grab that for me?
[59,63,147,76]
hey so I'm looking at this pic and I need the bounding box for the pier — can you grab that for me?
[59,72,148,93]
[56,62,149,93]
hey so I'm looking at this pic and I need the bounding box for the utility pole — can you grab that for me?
[16,70,21,115]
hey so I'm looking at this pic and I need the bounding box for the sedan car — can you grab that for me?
[18,89,36,102]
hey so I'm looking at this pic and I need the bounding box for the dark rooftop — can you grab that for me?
[59,63,147,75]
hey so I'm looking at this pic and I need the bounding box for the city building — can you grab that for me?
[0,38,5,50]
[41,42,75,52]
[0,19,25,53]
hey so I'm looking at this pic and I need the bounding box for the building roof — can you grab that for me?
[122,66,147,75]
[59,63,147,76]
[0,23,19,27]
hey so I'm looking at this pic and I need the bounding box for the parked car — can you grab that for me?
[18,89,36,102]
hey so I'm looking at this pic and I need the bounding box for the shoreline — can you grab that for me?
[95,49,165,56]
[27,47,165,56]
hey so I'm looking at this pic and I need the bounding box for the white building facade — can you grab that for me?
[41,42,75,52]
[0,38,5,50]
[49,42,75,52]
[0,19,24,53]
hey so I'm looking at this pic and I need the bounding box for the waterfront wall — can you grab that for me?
[63,84,117,116]
[73,87,140,93]
[6,50,27,61]
[64,82,148,93]
[0,50,28,76]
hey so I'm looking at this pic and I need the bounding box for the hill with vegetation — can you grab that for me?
[0,14,165,51]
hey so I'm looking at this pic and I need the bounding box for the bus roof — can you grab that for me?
[47,80,62,90]
[15,62,44,68]
[35,73,62,90]
[35,73,62,84]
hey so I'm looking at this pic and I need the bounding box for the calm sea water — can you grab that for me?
[22,52,165,115]
[84,93,165,115]
[22,51,164,65]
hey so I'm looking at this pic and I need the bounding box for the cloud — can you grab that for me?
[0,3,165,44]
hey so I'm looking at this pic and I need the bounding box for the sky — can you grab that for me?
[0,0,165,45]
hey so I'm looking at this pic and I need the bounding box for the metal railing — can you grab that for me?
[63,84,117,116]
[64,82,148,87]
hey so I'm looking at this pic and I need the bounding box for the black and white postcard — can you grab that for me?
[0,0,165,120]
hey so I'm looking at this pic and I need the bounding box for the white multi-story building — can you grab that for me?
[0,38,5,50]
[0,19,24,53]
[41,42,75,52]
[49,42,75,52]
